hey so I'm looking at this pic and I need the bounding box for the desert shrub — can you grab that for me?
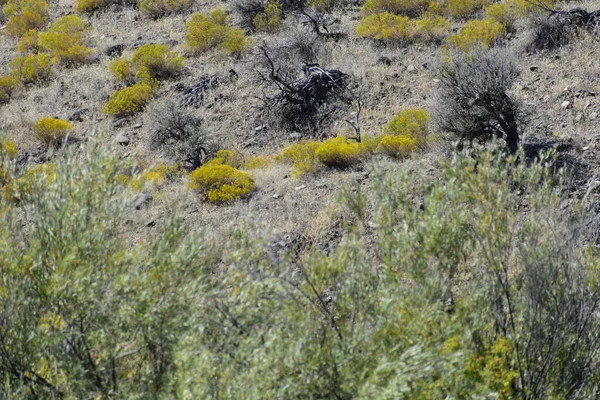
[146,97,208,170]
[244,155,272,169]
[109,57,134,83]
[0,76,16,104]
[187,163,254,203]
[377,134,418,158]
[1,139,17,158]
[138,0,193,19]
[207,149,244,168]
[38,15,93,66]
[447,19,505,51]
[9,53,52,84]
[16,29,40,54]
[414,14,451,41]
[279,141,321,176]
[33,117,72,146]
[447,0,486,19]
[433,47,520,151]
[383,108,430,142]
[131,43,183,82]
[130,162,182,191]
[253,0,283,32]
[2,0,47,37]
[75,0,104,12]
[315,136,365,168]
[356,12,414,41]
[186,10,250,55]
[308,0,337,11]
[526,10,586,51]
[362,0,429,17]
[104,83,153,117]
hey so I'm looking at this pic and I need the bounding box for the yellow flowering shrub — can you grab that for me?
[109,58,134,83]
[75,0,104,12]
[308,0,337,11]
[138,0,193,19]
[447,19,505,52]
[131,43,184,82]
[1,139,18,158]
[130,163,181,191]
[377,134,418,158]
[415,14,451,41]
[448,0,487,19]
[187,163,254,203]
[186,10,250,55]
[315,136,366,168]
[253,1,283,32]
[356,12,414,41]
[33,117,73,146]
[206,149,244,168]
[279,141,321,177]
[243,155,272,170]
[10,53,52,84]
[485,0,529,29]
[16,29,40,54]
[38,15,93,66]
[0,76,17,104]
[3,0,48,37]
[384,108,430,142]
[104,83,153,117]
[362,0,429,17]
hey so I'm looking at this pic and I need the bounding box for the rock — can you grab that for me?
[590,112,598,120]
[255,125,267,132]
[113,117,131,129]
[289,132,302,140]
[132,123,142,129]
[131,193,153,210]
[575,113,583,122]
[68,108,88,122]
[596,155,600,164]
[163,39,179,47]
[406,65,417,73]
[433,78,440,83]
[583,146,590,151]
[295,184,307,191]
[146,219,156,227]
[116,132,130,146]
[273,194,280,199]
[529,66,539,72]
[561,101,571,109]
[105,44,125,58]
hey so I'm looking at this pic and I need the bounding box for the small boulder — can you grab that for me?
[561,101,571,109]
[116,132,130,146]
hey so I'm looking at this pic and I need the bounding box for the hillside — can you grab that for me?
[2,0,600,397]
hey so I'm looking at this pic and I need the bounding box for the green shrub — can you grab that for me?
[38,15,93,66]
[187,163,254,203]
[253,0,282,32]
[243,155,272,169]
[9,53,52,84]
[356,12,414,42]
[131,43,183,82]
[138,0,193,19]
[362,0,429,17]
[279,141,321,177]
[1,138,18,158]
[383,108,430,142]
[2,0,48,37]
[186,10,250,55]
[377,134,418,158]
[104,83,153,117]
[485,0,529,29]
[316,136,365,168]
[0,76,17,104]
[130,162,182,191]
[447,19,505,51]
[308,0,338,11]
[33,117,72,146]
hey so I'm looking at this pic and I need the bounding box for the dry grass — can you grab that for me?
[1,0,600,242]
